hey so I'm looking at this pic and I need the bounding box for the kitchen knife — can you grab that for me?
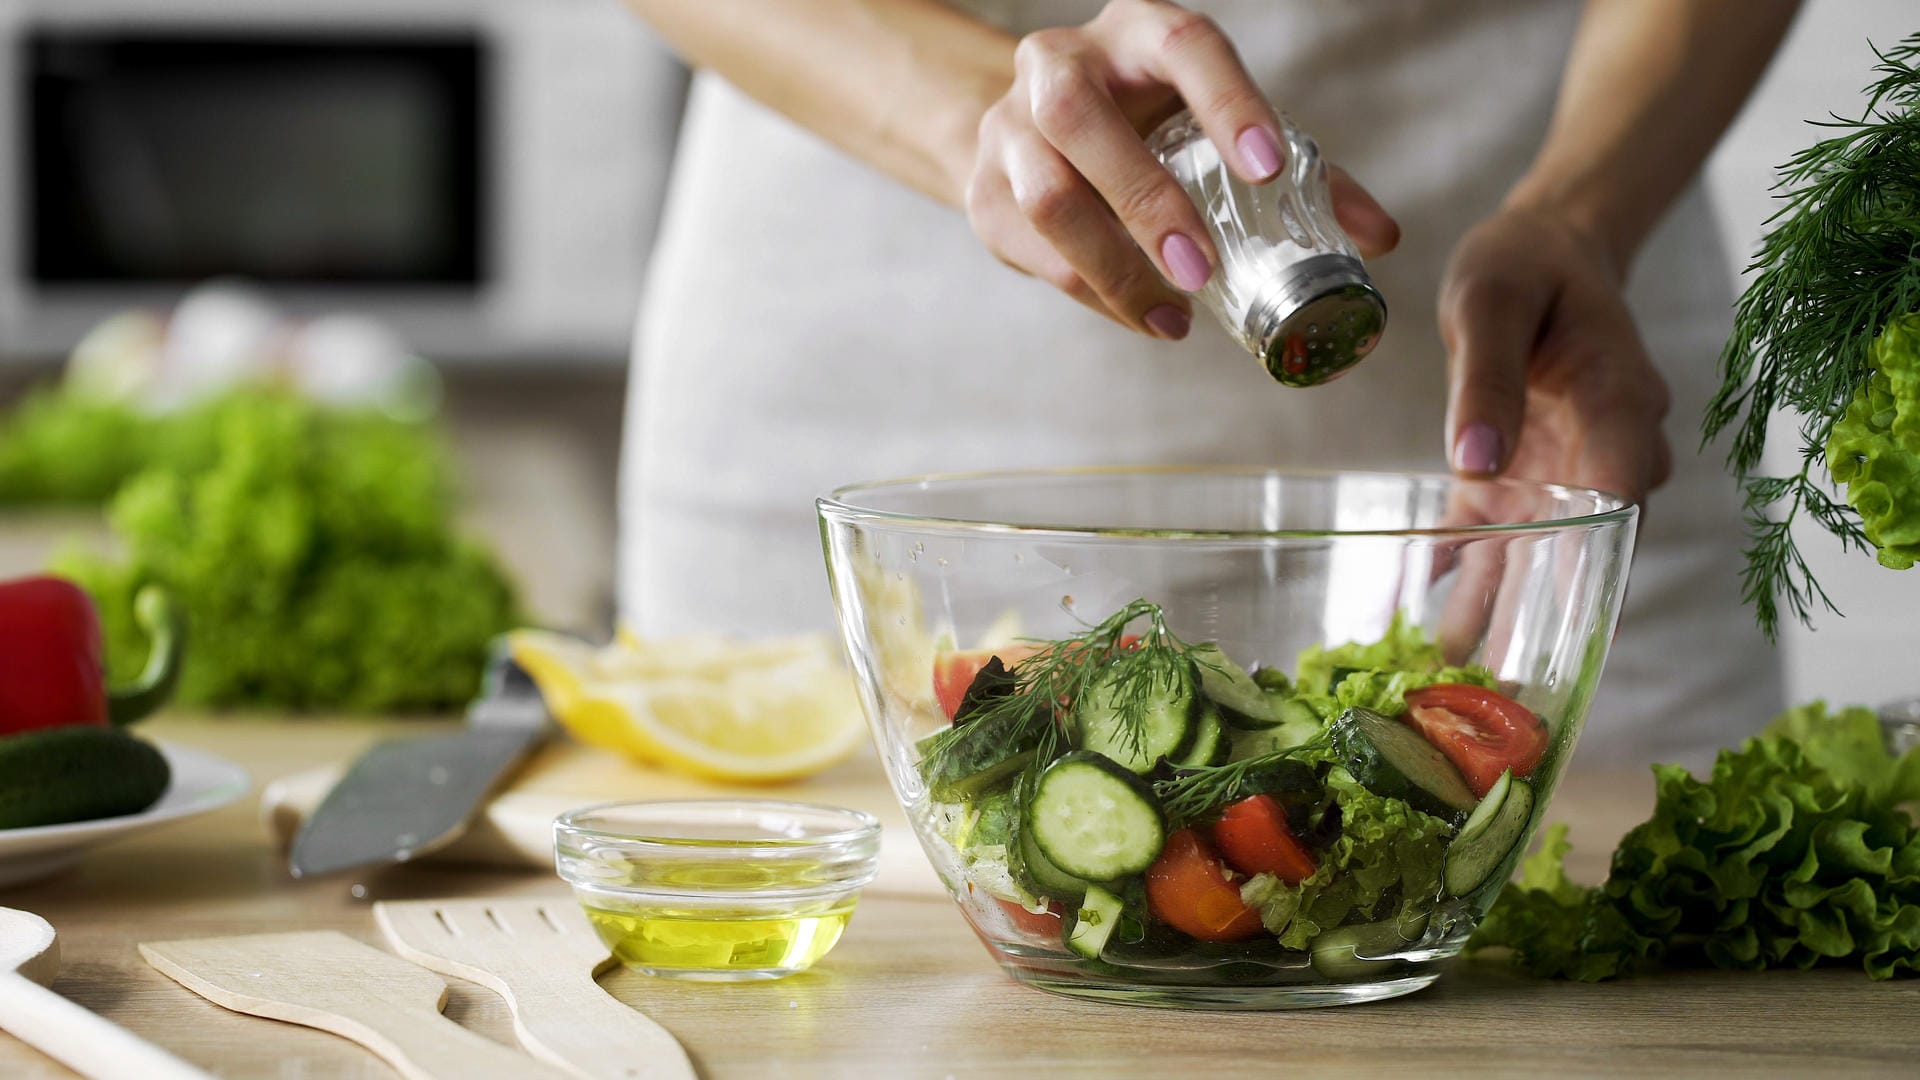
[288,642,551,878]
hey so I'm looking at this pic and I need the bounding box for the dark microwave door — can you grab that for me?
[26,31,488,287]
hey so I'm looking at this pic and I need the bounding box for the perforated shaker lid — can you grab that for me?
[1244,253,1387,388]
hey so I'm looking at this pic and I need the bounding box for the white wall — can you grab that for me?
[1703,1,1919,709]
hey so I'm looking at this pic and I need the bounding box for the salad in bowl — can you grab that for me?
[819,467,1634,1008]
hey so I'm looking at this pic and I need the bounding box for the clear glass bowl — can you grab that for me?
[817,467,1636,1009]
[553,800,880,981]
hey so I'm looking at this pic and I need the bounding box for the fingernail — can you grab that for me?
[1454,423,1505,475]
[1144,305,1191,340]
[1236,126,1285,181]
[1160,233,1211,291]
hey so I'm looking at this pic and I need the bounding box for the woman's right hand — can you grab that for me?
[963,0,1400,340]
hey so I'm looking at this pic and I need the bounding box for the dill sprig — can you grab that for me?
[918,598,1197,776]
[1154,743,1327,826]
[1706,33,1920,639]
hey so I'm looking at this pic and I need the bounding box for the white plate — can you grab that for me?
[0,741,250,888]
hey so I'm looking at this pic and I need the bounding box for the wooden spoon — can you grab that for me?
[376,898,696,1080]
[140,929,565,1080]
[0,906,209,1080]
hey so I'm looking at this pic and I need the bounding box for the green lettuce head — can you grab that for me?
[1827,313,1920,569]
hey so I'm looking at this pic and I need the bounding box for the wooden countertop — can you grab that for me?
[2,717,1917,1079]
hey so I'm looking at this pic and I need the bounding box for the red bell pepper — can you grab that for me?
[0,576,184,735]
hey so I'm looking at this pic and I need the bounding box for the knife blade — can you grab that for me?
[288,642,551,878]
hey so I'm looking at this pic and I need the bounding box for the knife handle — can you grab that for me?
[507,971,697,1080]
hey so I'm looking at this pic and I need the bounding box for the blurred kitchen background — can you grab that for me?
[0,0,1911,709]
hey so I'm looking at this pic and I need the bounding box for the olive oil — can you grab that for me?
[584,900,857,980]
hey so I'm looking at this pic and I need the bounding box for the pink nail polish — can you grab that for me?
[1236,126,1285,181]
[1145,305,1191,340]
[1160,233,1211,292]
[1454,423,1505,475]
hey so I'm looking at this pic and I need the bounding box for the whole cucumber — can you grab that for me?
[0,726,171,829]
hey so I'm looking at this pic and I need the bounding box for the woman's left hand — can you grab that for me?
[1437,204,1672,504]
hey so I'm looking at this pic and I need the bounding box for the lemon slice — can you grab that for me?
[508,629,868,783]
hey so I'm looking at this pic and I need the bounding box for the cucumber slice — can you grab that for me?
[1251,666,1291,692]
[1444,775,1535,896]
[1455,769,1513,845]
[1171,705,1230,768]
[1017,812,1089,901]
[1072,660,1197,773]
[1228,726,1288,762]
[1066,883,1125,960]
[1226,700,1323,762]
[1309,913,1430,981]
[1331,707,1477,816]
[1192,644,1287,729]
[1028,751,1167,881]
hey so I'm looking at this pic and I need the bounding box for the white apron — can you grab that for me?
[618,0,1781,766]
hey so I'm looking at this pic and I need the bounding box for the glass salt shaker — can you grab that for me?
[1149,110,1387,387]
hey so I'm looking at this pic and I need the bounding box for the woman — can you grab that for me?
[617,0,1799,765]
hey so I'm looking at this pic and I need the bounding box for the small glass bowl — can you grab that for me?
[554,800,881,981]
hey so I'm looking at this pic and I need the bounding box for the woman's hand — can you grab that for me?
[1438,205,1673,504]
[963,0,1398,340]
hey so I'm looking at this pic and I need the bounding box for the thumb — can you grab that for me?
[1438,274,1545,476]
[1329,166,1400,259]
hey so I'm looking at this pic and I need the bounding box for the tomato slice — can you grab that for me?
[1144,829,1263,942]
[992,895,1064,938]
[1212,795,1318,885]
[1402,683,1548,797]
[932,647,1039,720]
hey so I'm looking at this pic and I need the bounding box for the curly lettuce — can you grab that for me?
[47,390,520,712]
[1285,614,1498,724]
[1826,313,1920,569]
[1461,823,1659,981]
[1293,611,1441,693]
[939,789,1039,908]
[1470,701,1920,980]
[1767,701,1920,808]
[1325,665,1499,719]
[1241,768,1451,949]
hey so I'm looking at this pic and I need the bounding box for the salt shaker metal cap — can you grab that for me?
[1149,110,1386,387]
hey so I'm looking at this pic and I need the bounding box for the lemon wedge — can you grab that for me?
[508,629,869,783]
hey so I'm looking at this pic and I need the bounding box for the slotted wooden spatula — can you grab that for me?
[140,929,565,1080]
[375,899,695,1080]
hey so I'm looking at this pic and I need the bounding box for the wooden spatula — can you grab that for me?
[0,907,210,1080]
[375,899,695,1080]
[140,929,565,1080]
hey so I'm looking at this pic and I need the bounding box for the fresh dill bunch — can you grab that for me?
[918,597,1196,775]
[1706,33,1920,639]
[1155,744,1326,826]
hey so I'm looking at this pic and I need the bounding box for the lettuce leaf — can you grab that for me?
[1292,612,1442,694]
[1283,613,1498,727]
[1464,824,1660,981]
[1826,313,1920,570]
[1469,701,1920,980]
[1327,664,1498,718]
[1241,768,1451,948]
[1765,701,1920,808]
[48,390,519,711]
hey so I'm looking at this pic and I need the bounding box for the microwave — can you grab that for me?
[0,0,685,364]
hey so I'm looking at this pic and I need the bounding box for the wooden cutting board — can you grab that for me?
[259,740,947,897]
